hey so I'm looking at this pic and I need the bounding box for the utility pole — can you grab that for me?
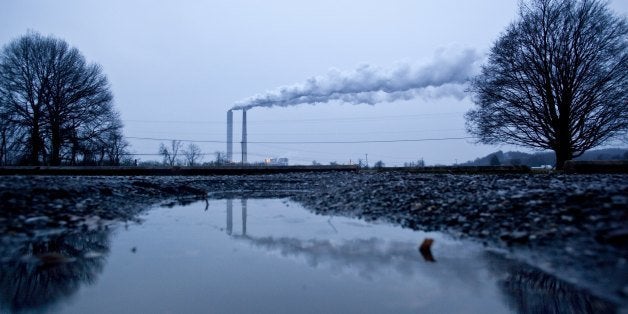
[365,153,369,168]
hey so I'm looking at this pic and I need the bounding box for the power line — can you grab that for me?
[124,120,219,124]
[126,136,223,143]
[125,128,465,137]
[255,142,429,160]
[248,137,474,144]
[125,136,475,144]
[119,151,272,157]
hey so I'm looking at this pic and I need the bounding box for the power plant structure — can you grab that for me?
[226,110,233,162]
[241,109,247,164]
[226,109,248,164]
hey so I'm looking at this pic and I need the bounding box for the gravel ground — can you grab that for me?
[0,172,626,306]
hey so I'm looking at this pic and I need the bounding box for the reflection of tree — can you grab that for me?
[0,230,111,313]
[485,252,616,314]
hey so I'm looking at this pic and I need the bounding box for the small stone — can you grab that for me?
[583,250,596,257]
[611,195,627,205]
[500,231,529,244]
[597,228,628,246]
[83,251,103,259]
[24,216,50,224]
[37,253,76,265]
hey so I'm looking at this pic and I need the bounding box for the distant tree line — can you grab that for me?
[460,148,628,167]
[0,32,127,166]
[403,159,425,168]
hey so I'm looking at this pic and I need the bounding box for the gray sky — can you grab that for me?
[2,0,627,165]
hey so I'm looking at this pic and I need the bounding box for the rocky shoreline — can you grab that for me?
[0,172,626,307]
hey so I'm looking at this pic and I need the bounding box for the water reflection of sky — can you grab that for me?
[0,198,617,314]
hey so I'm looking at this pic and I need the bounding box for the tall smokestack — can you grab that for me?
[226,110,233,162]
[241,198,247,236]
[241,109,247,164]
[226,199,233,235]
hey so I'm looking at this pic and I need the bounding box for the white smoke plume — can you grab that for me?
[232,48,483,110]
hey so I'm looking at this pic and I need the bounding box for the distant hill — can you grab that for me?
[460,148,628,167]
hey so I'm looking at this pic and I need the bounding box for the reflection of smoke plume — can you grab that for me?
[240,236,422,279]
[232,48,482,110]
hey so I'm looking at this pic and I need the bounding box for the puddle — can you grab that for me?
[0,198,617,313]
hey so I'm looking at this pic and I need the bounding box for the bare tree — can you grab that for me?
[0,32,124,165]
[0,34,47,164]
[214,151,227,165]
[466,0,627,169]
[183,143,202,166]
[159,140,182,166]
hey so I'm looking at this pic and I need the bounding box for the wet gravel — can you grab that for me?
[0,172,626,305]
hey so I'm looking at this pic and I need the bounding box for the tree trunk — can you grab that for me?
[554,146,573,170]
[0,129,6,166]
[50,123,61,166]
[98,148,105,166]
[555,116,573,170]
[30,121,41,165]
[70,140,78,165]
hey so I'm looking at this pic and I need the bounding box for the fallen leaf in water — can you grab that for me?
[419,238,435,262]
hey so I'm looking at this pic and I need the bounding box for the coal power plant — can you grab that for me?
[226,50,484,165]
[226,109,248,164]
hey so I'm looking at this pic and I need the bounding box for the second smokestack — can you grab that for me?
[226,110,233,163]
[241,109,247,164]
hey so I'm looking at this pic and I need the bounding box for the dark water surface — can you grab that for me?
[0,198,617,313]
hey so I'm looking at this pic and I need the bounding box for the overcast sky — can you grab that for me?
[2,1,627,165]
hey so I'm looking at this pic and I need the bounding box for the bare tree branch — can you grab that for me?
[183,143,202,166]
[159,140,182,166]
